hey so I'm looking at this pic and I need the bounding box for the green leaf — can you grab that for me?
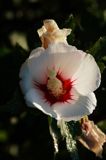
[0,130,8,142]
[0,88,26,115]
[102,56,106,61]
[89,37,106,61]
[0,48,11,57]
[65,14,77,31]
[97,61,106,73]
[97,120,106,133]
[64,14,76,44]
[88,37,106,73]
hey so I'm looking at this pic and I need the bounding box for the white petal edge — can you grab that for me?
[19,61,32,93]
[52,92,97,122]
[19,47,45,93]
[73,54,101,95]
[25,88,57,118]
[29,47,45,58]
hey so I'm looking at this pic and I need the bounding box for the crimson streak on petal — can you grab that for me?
[33,71,75,106]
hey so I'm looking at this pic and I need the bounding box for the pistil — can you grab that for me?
[47,70,63,97]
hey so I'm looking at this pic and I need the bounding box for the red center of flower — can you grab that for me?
[33,70,74,105]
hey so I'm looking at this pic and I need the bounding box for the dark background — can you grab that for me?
[0,0,106,160]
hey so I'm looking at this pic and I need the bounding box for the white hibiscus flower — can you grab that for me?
[19,19,101,121]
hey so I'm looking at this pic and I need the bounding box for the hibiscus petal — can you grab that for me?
[25,88,57,118]
[52,92,96,121]
[19,61,32,93]
[28,43,86,83]
[29,47,45,58]
[19,47,45,93]
[46,42,78,53]
[73,54,101,95]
